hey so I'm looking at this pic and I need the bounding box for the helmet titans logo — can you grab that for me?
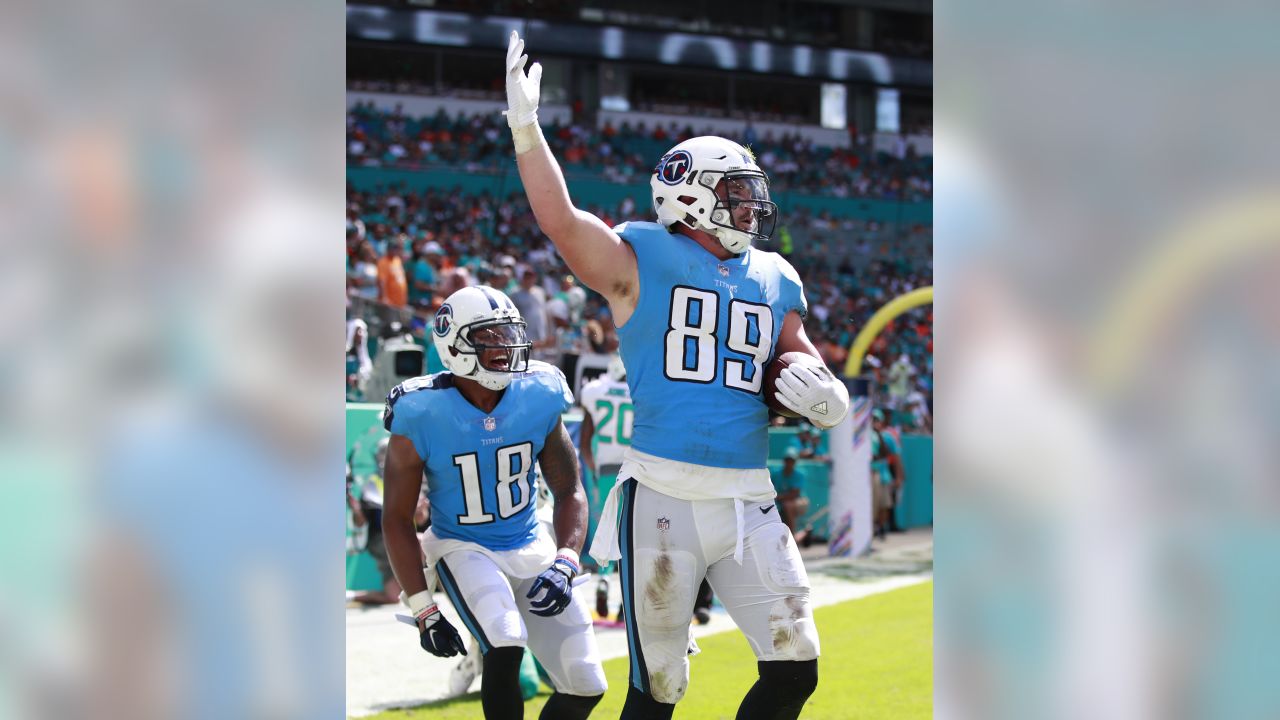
[434,304,453,337]
[657,150,692,185]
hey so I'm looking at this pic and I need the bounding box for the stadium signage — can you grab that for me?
[347,7,931,88]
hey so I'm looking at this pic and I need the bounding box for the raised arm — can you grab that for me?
[504,31,639,323]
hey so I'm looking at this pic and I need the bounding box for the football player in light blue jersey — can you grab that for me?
[382,286,606,720]
[505,32,850,720]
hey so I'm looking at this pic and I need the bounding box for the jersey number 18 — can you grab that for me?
[450,442,534,525]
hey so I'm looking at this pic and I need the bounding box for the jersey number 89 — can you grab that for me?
[664,286,773,393]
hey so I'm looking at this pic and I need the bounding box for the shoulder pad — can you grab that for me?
[522,360,574,406]
[383,373,451,431]
[774,252,804,287]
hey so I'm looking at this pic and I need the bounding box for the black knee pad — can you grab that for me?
[481,646,526,720]
[540,692,603,720]
[620,685,676,720]
[483,646,524,678]
[758,659,818,700]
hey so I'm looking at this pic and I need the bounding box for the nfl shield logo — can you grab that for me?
[656,516,670,532]
[483,417,496,431]
[717,264,730,277]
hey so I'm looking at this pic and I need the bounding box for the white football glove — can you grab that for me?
[504,31,541,129]
[774,362,851,429]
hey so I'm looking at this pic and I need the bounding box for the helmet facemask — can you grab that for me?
[704,171,777,253]
[450,318,531,390]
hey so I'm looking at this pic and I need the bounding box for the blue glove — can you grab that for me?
[526,553,579,617]
[417,604,468,657]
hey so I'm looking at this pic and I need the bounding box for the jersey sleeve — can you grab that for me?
[547,365,575,413]
[383,380,432,461]
[527,361,575,437]
[774,253,808,318]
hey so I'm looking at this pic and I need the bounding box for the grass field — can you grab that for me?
[360,580,932,720]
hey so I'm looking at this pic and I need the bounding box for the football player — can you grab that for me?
[381,286,606,720]
[578,355,633,553]
[504,31,850,720]
[580,357,716,625]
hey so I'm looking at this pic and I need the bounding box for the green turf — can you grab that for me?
[358,581,932,720]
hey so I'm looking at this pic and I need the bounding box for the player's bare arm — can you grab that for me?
[577,405,596,474]
[775,310,823,361]
[505,31,640,323]
[538,419,589,554]
[381,433,429,597]
[383,432,467,655]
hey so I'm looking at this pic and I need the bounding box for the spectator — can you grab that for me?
[510,267,549,349]
[870,409,904,540]
[772,448,811,546]
[407,242,437,309]
[791,422,827,461]
[547,275,586,382]
[886,353,916,416]
[560,274,587,323]
[346,318,373,401]
[348,240,379,301]
[905,384,932,434]
[585,304,619,354]
[376,238,409,308]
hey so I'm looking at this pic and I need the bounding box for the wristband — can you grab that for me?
[554,547,580,575]
[512,122,545,155]
[414,603,439,623]
[403,589,434,617]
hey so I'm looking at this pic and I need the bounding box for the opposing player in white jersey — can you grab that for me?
[578,355,633,517]
[504,32,851,720]
[578,355,632,616]
[381,286,606,720]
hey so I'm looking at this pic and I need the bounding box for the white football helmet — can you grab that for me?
[432,286,531,390]
[651,136,778,254]
[606,354,626,383]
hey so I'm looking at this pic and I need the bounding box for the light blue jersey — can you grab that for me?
[615,221,806,469]
[383,360,574,551]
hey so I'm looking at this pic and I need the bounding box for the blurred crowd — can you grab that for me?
[346,177,932,432]
[347,103,932,201]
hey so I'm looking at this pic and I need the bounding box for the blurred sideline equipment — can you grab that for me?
[827,379,874,556]
[366,331,424,402]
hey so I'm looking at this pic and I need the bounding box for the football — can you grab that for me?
[763,351,821,417]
